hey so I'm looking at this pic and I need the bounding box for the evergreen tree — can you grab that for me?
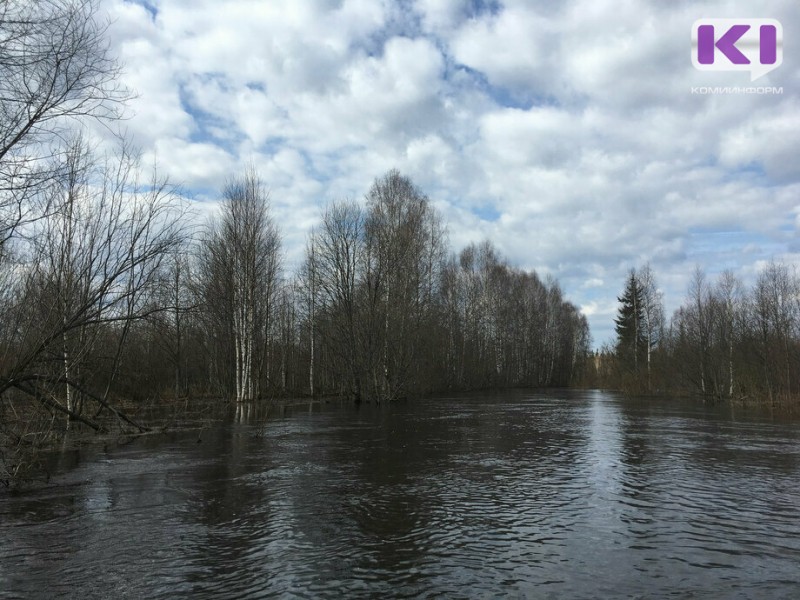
[615,270,646,372]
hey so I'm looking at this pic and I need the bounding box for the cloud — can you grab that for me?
[97,0,800,349]
[449,7,553,93]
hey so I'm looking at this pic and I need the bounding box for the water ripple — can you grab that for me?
[2,391,800,598]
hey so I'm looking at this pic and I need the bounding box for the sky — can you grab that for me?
[94,0,800,349]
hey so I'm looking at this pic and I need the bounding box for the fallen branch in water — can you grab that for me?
[14,381,105,432]
[9,374,149,434]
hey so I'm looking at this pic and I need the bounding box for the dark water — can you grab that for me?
[2,390,800,599]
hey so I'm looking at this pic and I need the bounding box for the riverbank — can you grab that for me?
[1,394,349,488]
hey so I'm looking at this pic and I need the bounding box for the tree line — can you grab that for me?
[0,0,591,479]
[0,159,592,430]
[303,187,590,403]
[594,262,800,406]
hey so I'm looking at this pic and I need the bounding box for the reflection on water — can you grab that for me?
[1,390,800,598]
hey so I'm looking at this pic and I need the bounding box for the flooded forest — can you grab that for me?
[0,1,590,483]
[2,0,800,486]
[2,3,800,597]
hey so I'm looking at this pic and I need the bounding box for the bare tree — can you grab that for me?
[751,261,799,404]
[0,0,127,247]
[637,263,664,391]
[687,267,714,394]
[309,199,365,400]
[148,248,197,400]
[307,234,317,397]
[0,138,188,431]
[199,168,281,402]
[364,170,447,401]
[715,270,743,398]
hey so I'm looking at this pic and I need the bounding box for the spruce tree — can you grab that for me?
[615,270,646,372]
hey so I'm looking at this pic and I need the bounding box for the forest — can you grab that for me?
[0,0,590,481]
[592,262,800,407]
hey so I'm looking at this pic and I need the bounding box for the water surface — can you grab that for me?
[1,390,799,598]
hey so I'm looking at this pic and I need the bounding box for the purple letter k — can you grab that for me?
[697,24,751,64]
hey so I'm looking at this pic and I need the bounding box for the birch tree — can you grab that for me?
[637,263,664,391]
[715,270,743,398]
[364,170,446,401]
[304,230,318,397]
[309,200,365,401]
[200,169,280,402]
[751,261,799,403]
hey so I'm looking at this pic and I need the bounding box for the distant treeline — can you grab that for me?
[590,262,800,406]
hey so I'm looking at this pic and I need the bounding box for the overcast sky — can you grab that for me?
[96,0,800,349]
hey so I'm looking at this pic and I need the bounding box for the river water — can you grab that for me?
[1,390,799,598]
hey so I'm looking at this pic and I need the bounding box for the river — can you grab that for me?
[1,390,799,598]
